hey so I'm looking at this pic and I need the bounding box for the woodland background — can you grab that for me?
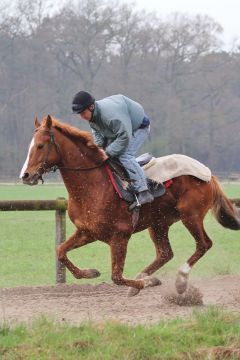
[1,0,240,179]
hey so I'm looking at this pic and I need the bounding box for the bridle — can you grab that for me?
[34,129,105,183]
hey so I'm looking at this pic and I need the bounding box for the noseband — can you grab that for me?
[35,129,105,183]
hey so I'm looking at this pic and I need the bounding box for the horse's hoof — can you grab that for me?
[175,272,188,294]
[127,273,148,297]
[73,268,101,279]
[127,287,141,297]
[135,272,148,279]
[176,283,187,294]
[151,277,162,287]
[143,276,161,288]
[86,268,101,278]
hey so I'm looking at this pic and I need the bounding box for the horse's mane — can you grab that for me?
[43,116,98,149]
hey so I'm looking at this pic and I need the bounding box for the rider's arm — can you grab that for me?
[91,128,107,149]
[105,118,131,157]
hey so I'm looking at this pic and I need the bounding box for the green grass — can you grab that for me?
[0,308,239,359]
[0,183,68,200]
[0,183,239,287]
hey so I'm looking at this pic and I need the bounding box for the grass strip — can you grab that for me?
[0,307,240,359]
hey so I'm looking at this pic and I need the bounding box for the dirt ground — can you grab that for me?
[0,275,240,326]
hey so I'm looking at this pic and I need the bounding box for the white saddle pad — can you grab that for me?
[143,154,211,183]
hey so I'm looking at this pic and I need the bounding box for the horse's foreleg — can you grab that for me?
[109,236,160,291]
[176,217,212,294]
[56,229,100,279]
[128,223,172,296]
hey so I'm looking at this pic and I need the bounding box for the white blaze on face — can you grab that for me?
[19,137,35,178]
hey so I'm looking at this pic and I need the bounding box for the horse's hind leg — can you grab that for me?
[109,235,160,291]
[176,214,212,294]
[56,228,100,279]
[145,224,174,274]
[128,223,173,296]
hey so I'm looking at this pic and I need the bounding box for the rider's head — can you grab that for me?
[72,91,95,121]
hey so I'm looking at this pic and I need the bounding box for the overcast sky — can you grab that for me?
[1,0,239,47]
[133,0,240,47]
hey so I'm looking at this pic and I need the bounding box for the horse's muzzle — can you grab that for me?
[21,172,42,185]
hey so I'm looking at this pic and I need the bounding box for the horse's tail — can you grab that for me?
[211,176,240,230]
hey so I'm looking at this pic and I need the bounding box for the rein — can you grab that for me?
[58,163,104,171]
[35,130,105,182]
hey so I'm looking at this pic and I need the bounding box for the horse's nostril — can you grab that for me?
[22,172,29,179]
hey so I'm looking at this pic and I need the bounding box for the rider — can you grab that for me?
[72,91,154,206]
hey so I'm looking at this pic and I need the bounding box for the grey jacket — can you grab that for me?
[89,94,145,157]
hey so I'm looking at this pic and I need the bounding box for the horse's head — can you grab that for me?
[20,115,61,185]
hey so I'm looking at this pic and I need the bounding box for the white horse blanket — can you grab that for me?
[143,154,211,183]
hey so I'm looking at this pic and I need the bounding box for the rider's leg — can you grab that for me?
[118,126,153,205]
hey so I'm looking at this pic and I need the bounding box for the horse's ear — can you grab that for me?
[45,115,52,129]
[35,116,41,128]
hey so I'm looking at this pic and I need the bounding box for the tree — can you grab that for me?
[48,0,116,92]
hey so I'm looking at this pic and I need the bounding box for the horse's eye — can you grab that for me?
[37,144,44,150]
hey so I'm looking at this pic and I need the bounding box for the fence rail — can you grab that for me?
[0,199,67,211]
[0,197,240,284]
[0,198,67,284]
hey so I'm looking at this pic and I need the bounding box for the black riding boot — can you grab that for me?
[137,190,154,205]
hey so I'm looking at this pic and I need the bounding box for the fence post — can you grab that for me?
[55,197,66,284]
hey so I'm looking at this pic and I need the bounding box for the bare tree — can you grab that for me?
[113,4,146,90]
[47,0,116,91]
[156,13,223,154]
[0,2,240,177]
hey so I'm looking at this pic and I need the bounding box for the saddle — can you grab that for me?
[106,153,166,205]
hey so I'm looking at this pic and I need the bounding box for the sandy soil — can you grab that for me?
[0,275,239,326]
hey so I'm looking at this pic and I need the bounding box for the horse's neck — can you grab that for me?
[56,131,106,197]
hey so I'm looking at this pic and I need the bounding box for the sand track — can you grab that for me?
[0,275,239,325]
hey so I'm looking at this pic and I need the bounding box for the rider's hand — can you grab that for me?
[99,148,109,161]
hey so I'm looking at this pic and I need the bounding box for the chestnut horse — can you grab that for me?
[20,115,240,296]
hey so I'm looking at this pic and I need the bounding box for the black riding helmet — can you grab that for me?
[72,91,95,114]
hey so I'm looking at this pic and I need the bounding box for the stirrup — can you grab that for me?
[129,194,141,211]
